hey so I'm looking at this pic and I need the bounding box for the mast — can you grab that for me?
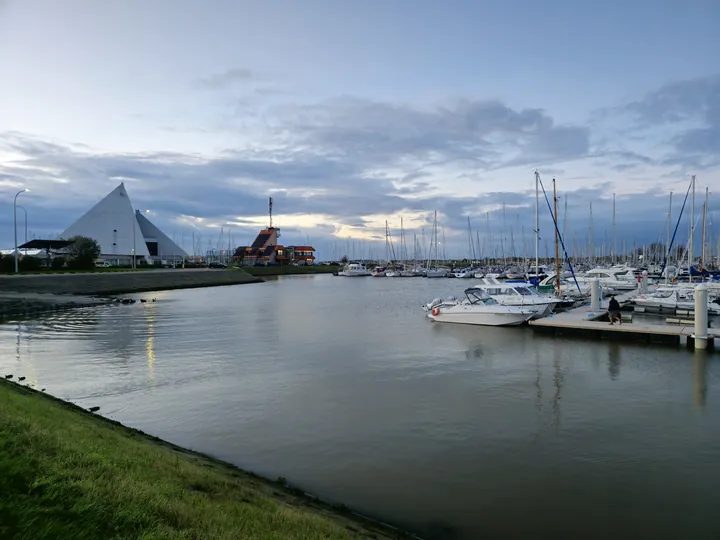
[501,202,507,265]
[612,193,616,265]
[702,186,708,268]
[589,202,594,266]
[486,212,491,265]
[467,216,476,262]
[534,170,540,276]
[553,178,561,295]
[666,192,673,284]
[690,175,696,282]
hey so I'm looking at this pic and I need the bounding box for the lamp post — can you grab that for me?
[13,189,29,273]
[16,205,27,256]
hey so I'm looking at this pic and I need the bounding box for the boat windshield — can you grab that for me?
[514,287,536,296]
[465,290,498,305]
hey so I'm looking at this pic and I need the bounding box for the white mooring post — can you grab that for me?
[641,270,649,294]
[590,278,601,312]
[694,283,708,350]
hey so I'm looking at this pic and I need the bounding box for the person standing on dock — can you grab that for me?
[608,296,622,325]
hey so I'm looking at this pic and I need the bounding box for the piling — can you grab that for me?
[693,283,709,350]
[590,278,600,312]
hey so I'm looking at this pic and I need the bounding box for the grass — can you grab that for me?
[1,267,158,275]
[244,265,338,276]
[0,380,412,540]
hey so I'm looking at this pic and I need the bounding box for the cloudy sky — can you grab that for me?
[1,0,719,260]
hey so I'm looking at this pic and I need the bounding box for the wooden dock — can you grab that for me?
[530,289,718,347]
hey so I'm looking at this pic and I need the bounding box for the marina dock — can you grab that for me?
[530,288,718,348]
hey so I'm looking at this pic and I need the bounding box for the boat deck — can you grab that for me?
[530,288,718,346]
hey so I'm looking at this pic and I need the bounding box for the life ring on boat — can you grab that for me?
[431,307,441,316]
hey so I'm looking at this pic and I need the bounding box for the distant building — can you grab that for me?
[233,227,315,266]
[60,183,188,265]
[286,246,316,265]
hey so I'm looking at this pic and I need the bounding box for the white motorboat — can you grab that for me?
[539,273,592,298]
[371,266,386,277]
[426,267,449,278]
[468,277,562,319]
[453,268,477,279]
[385,270,400,277]
[424,290,533,326]
[338,263,371,276]
[574,268,638,291]
[633,287,720,315]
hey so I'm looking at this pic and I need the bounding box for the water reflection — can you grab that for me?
[0,277,719,540]
[693,353,708,409]
[145,306,156,382]
[552,345,563,428]
[608,342,621,380]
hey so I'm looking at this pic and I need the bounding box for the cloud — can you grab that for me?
[607,75,720,169]
[2,75,719,257]
[279,96,590,170]
[198,68,255,89]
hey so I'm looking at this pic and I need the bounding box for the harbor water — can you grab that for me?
[2,274,720,539]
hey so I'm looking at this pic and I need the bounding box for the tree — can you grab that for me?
[341,255,349,264]
[66,236,101,270]
[19,255,42,271]
[50,256,66,270]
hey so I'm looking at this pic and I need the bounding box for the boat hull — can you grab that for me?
[428,305,531,326]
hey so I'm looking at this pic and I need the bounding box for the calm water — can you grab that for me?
[3,275,720,539]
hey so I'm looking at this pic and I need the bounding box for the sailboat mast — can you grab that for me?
[612,193,616,265]
[702,186,708,268]
[589,202,594,266]
[666,192,672,284]
[467,216,475,262]
[534,171,540,276]
[553,178,561,295]
[690,175,696,282]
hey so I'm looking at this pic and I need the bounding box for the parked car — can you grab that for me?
[208,262,227,269]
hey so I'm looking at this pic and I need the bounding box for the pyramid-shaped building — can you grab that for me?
[61,183,187,264]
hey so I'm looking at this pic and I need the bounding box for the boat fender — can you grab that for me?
[431,307,440,316]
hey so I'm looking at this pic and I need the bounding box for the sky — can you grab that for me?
[1,0,719,260]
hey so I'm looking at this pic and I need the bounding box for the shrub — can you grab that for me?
[19,256,43,272]
[0,254,13,273]
[50,256,66,270]
[66,236,101,270]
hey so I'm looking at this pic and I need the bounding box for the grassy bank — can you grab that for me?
[0,380,412,540]
[244,265,338,276]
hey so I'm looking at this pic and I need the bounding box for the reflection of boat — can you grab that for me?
[467,278,562,319]
[338,263,371,276]
[424,289,533,326]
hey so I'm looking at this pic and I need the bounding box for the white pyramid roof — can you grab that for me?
[61,183,151,258]
[135,210,188,258]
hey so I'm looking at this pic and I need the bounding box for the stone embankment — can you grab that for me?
[0,269,261,320]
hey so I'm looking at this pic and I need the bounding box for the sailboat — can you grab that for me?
[426,210,448,278]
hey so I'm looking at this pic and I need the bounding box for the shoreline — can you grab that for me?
[0,269,263,320]
[244,265,338,277]
[0,378,419,539]
[0,268,262,296]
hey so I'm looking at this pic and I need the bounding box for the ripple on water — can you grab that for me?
[2,276,720,540]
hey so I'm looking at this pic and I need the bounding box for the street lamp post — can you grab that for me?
[13,189,29,273]
[16,205,27,255]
